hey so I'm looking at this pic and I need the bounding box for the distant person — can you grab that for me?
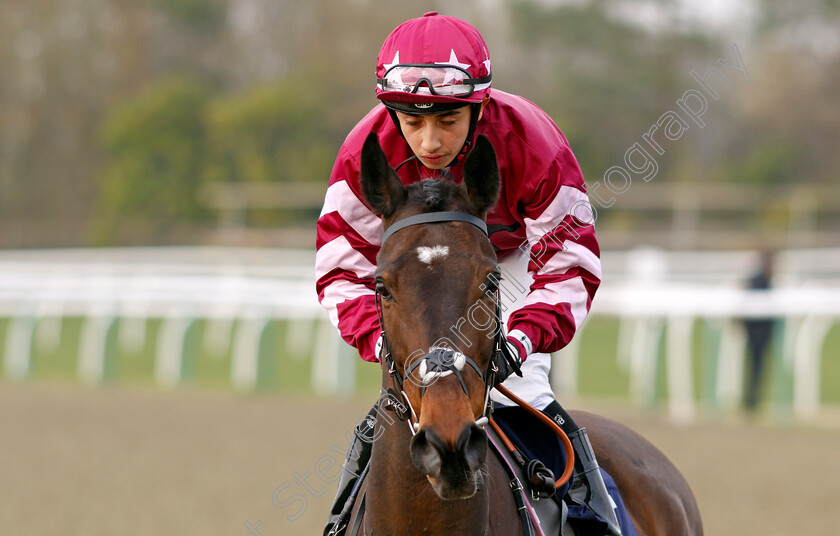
[742,250,776,412]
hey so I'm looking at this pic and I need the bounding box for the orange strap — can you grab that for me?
[491,384,575,489]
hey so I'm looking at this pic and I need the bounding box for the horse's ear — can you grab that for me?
[463,135,500,216]
[360,132,405,218]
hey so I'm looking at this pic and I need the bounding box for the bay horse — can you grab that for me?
[345,132,703,536]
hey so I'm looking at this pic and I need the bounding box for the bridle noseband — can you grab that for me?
[375,211,506,435]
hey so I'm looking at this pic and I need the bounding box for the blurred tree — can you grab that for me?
[2,0,839,247]
[205,75,335,185]
[724,136,805,184]
[147,0,224,30]
[504,0,719,183]
[729,1,840,185]
[94,76,211,244]
[0,0,157,246]
[758,0,840,37]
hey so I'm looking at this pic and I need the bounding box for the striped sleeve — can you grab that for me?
[315,149,383,362]
[507,145,602,355]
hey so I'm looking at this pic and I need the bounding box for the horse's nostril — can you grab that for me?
[410,428,443,477]
[411,424,488,480]
[457,424,488,472]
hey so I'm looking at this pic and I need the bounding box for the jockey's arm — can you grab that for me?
[505,145,602,360]
[315,145,383,362]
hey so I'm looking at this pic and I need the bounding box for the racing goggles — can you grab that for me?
[377,64,492,98]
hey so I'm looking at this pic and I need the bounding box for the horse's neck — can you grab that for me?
[363,411,490,536]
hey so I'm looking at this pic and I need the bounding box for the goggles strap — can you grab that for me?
[450,102,483,167]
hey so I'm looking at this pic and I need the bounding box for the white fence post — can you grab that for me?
[203,316,235,359]
[78,308,118,385]
[715,320,746,409]
[285,317,316,361]
[35,303,64,354]
[793,316,835,419]
[311,318,356,396]
[231,314,274,393]
[665,315,695,423]
[119,304,150,355]
[4,310,36,381]
[155,310,197,389]
[627,317,665,407]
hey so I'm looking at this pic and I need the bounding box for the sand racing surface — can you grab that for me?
[2,382,839,535]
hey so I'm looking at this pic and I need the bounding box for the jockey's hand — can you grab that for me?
[493,335,525,384]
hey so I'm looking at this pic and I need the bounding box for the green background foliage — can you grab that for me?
[95,77,211,243]
[0,0,838,247]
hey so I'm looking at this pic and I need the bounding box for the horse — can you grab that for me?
[344,131,703,536]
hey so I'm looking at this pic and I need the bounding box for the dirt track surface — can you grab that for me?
[2,382,839,536]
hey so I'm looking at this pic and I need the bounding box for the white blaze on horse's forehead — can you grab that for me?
[416,245,449,264]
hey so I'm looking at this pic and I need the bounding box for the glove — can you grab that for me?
[493,337,522,385]
[492,331,529,384]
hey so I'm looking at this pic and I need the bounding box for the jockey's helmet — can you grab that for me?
[375,12,492,115]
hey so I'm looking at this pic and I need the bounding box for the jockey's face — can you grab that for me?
[396,104,484,169]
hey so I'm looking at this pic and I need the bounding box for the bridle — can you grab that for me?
[349,210,552,536]
[374,211,509,435]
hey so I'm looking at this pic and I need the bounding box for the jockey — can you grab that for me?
[317,12,623,536]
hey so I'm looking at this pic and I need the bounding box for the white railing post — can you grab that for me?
[155,309,198,389]
[4,308,36,381]
[78,306,119,385]
[793,316,835,419]
[311,318,356,396]
[627,317,665,407]
[715,320,746,409]
[231,314,275,392]
[665,315,695,423]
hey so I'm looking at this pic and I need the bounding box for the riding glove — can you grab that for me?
[493,332,527,384]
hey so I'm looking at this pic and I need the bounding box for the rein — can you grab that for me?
[491,384,575,490]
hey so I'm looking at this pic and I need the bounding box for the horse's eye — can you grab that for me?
[482,273,501,298]
[376,279,393,301]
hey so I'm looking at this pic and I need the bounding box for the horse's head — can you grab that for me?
[360,132,502,500]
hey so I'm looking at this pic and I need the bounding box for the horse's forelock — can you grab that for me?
[408,179,466,213]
